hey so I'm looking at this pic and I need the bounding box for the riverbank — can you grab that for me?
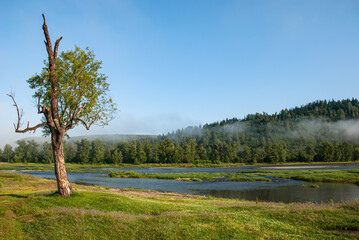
[0,171,358,239]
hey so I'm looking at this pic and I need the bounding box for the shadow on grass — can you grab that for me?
[0,191,60,199]
[0,194,28,199]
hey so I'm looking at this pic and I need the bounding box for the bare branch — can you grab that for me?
[74,118,92,130]
[42,14,53,61]
[59,101,69,123]
[7,94,47,133]
[42,13,62,132]
[73,103,87,119]
[63,103,87,128]
[36,94,45,114]
[54,36,63,62]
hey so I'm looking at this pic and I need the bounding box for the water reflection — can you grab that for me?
[195,183,359,203]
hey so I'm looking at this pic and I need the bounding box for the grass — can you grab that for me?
[108,169,359,184]
[0,171,358,239]
[286,169,359,184]
[108,170,273,182]
[253,169,359,185]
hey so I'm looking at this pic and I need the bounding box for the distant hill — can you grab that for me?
[8,98,359,165]
[167,98,359,143]
[205,98,359,128]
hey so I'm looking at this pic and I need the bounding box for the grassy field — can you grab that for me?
[109,169,359,184]
[0,171,358,239]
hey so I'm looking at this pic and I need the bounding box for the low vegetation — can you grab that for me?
[260,169,359,185]
[0,171,358,239]
[108,169,359,185]
[108,170,273,182]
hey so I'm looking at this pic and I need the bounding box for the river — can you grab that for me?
[18,163,359,203]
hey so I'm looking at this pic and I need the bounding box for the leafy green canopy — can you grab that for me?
[27,46,117,134]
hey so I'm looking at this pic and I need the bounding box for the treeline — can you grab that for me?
[2,98,359,165]
[1,138,359,165]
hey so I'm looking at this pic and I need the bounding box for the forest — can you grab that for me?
[2,98,359,165]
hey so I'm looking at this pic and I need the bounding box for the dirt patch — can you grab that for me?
[33,183,57,190]
[80,186,204,199]
[106,188,203,199]
[335,230,359,236]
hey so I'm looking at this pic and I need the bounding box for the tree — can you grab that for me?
[64,142,77,163]
[76,139,91,164]
[90,139,105,164]
[41,142,53,163]
[2,144,14,163]
[8,15,116,196]
[182,139,197,163]
[135,142,147,164]
[143,141,153,162]
[15,140,39,163]
[159,139,175,163]
[315,142,335,162]
[110,148,123,165]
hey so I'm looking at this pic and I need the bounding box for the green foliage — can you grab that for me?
[27,46,117,134]
[14,140,40,163]
[41,142,53,164]
[90,139,105,164]
[76,139,91,164]
[108,171,116,178]
[2,144,14,163]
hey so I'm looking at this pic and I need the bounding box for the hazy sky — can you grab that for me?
[0,0,358,147]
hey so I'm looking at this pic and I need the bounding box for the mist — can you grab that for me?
[289,119,359,142]
[196,118,359,143]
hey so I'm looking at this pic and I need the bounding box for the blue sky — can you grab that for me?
[0,0,358,146]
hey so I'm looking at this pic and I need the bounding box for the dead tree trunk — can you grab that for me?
[51,129,72,196]
[42,14,73,196]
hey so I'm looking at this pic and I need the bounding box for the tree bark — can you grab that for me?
[42,14,72,197]
[51,130,73,196]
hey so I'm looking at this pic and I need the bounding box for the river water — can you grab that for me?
[18,163,359,203]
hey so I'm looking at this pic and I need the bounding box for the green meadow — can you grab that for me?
[0,171,358,239]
